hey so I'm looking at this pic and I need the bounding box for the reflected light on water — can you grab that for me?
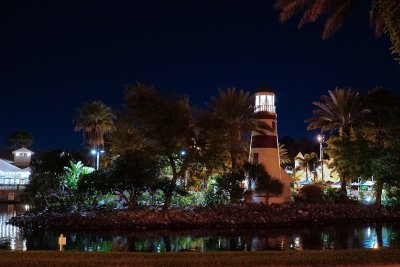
[2,204,400,252]
[0,205,26,251]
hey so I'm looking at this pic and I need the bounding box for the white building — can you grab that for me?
[0,148,33,187]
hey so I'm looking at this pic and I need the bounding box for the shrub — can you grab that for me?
[323,187,341,202]
[171,192,204,207]
[202,183,229,206]
[299,184,323,203]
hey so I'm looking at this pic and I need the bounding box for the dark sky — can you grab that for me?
[0,0,399,150]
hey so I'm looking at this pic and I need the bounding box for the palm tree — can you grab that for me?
[6,131,34,148]
[279,143,292,166]
[74,101,116,148]
[306,88,371,138]
[208,88,271,172]
[295,152,318,182]
[275,0,400,61]
[305,88,371,197]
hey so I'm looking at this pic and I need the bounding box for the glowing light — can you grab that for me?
[91,149,97,155]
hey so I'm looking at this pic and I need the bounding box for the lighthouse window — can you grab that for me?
[267,95,274,105]
[260,95,266,105]
[253,153,259,164]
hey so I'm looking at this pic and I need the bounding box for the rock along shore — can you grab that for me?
[8,203,400,231]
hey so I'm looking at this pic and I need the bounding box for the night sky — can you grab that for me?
[1,0,399,150]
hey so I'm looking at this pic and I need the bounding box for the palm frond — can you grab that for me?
[322,0,355,39]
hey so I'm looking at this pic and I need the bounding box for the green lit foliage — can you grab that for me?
[25,151,90,210]
[63,161,94,191]
[203,178,230,206]
[78,150,161,210]
[171,192,204,207]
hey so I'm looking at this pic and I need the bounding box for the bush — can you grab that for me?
[202,183,229,206]
[323,187,341,202]
[171,192,204,207]
[299,184,323,203]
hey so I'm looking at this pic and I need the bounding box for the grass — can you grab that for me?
[1,249,400,267]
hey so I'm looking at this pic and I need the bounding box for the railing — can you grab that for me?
[254,105,276,113]
[0,185,26,190]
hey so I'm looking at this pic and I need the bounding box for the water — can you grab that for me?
[2,204,400,252]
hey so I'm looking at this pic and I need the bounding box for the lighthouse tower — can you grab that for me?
[250,87,291,204]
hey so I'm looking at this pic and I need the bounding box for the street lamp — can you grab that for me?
[91,148,105,170]
[317,134,325,181]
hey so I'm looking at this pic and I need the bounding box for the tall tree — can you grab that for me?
[305,88,371,198]
[74,101,116,148]
[6,131,34,148]
[207,88,271,173]
[123,83,198,209]
[275,0,400,61]
[361,88,400,205]
[109,118,146,156]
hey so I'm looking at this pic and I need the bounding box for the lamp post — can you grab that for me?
[317,134,325,181]
[91,148,105,170]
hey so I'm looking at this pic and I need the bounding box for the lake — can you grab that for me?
[1,204,400,252]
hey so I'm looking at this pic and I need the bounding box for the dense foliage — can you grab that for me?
[25,85,400,211]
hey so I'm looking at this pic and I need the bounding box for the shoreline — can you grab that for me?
[2,250,400,267]
[8,202,400,231]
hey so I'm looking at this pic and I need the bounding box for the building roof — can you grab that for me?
[12,147,34,154]
[295,152,304,159]
[0,159,23,172]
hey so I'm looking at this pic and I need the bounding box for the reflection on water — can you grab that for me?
[2,204,400,252]
[0,204,27,250]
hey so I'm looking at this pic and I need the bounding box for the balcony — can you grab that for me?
[254,105,276,113]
